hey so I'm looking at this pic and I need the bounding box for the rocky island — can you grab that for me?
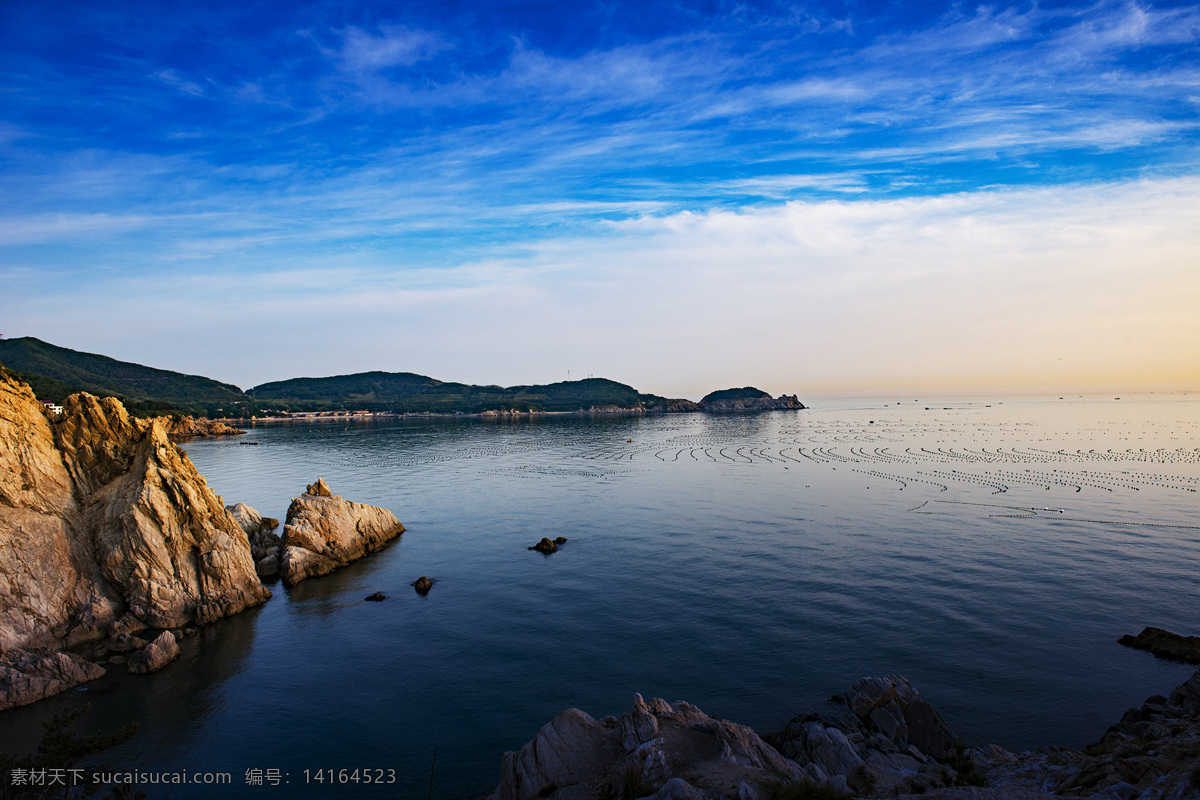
[698,387,805,412]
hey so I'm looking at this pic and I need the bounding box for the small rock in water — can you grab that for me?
[365,592,387,602]
[529,537,559,554]
[553,536,567,545]
[413,577,432,595]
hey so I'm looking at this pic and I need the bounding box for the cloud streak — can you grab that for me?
[1,1,1197,393]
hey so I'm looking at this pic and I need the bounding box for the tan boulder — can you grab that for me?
[279,481,404,585]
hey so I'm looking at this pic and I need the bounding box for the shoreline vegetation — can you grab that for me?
[3,371,1199,799]
[0,337,804,420]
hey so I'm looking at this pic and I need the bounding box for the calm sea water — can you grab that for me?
[2,396,1198,798]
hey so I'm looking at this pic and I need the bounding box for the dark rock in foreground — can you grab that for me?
[699,387,806,412]
[1118,626,1200,664]
[487,669,1200,800]
[413,577,432,595]
[488,693,805,800]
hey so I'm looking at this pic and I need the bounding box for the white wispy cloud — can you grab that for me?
[8,178,1198,394]
[152,68,205,96]
[338,24,447,72]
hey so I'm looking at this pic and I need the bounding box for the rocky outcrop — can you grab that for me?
[126,630,180,674]
[977,669,1200,798]
[227,502,282,578]
[278,480,404,585]
[0,648,106,711]
[768,674,964,796]
[699,388,805,412]
[664,399,702,413]
[0,373,271,708]
[1118,627,1200,664]
[488,693,805,800]
[489,669,1200,800]
[161,416,245,439]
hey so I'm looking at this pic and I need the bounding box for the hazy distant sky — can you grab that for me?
[2,1,1198,398]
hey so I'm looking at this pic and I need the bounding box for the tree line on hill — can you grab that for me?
[0,337,799,418]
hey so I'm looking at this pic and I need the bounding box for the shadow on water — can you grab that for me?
[0,603,264,761]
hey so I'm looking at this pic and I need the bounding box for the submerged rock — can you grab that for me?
[1118,626,1200,664]
[278,480,404,585]
[365,592,387,602]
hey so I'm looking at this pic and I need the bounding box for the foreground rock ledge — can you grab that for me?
[487,669,1200,800]
[278,478,404,586]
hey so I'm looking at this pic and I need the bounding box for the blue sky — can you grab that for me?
[2,1,1198,397]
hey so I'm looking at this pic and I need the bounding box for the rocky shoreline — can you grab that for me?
[486,669,1200,800]
[160,415,246,439]
[0,372,405,711]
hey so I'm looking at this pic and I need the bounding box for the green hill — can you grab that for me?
[0,337,802,417]
[250,373,657,414]
[0,337,254,417]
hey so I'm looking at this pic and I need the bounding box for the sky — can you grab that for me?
[1,0,1198,399]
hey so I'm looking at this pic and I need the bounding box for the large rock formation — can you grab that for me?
[0,372,271,708]
[278,479,404,585]
[488,669,1200,800]
[699,388,805,412]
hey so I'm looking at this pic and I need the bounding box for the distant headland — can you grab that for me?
[0,337,805,419]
